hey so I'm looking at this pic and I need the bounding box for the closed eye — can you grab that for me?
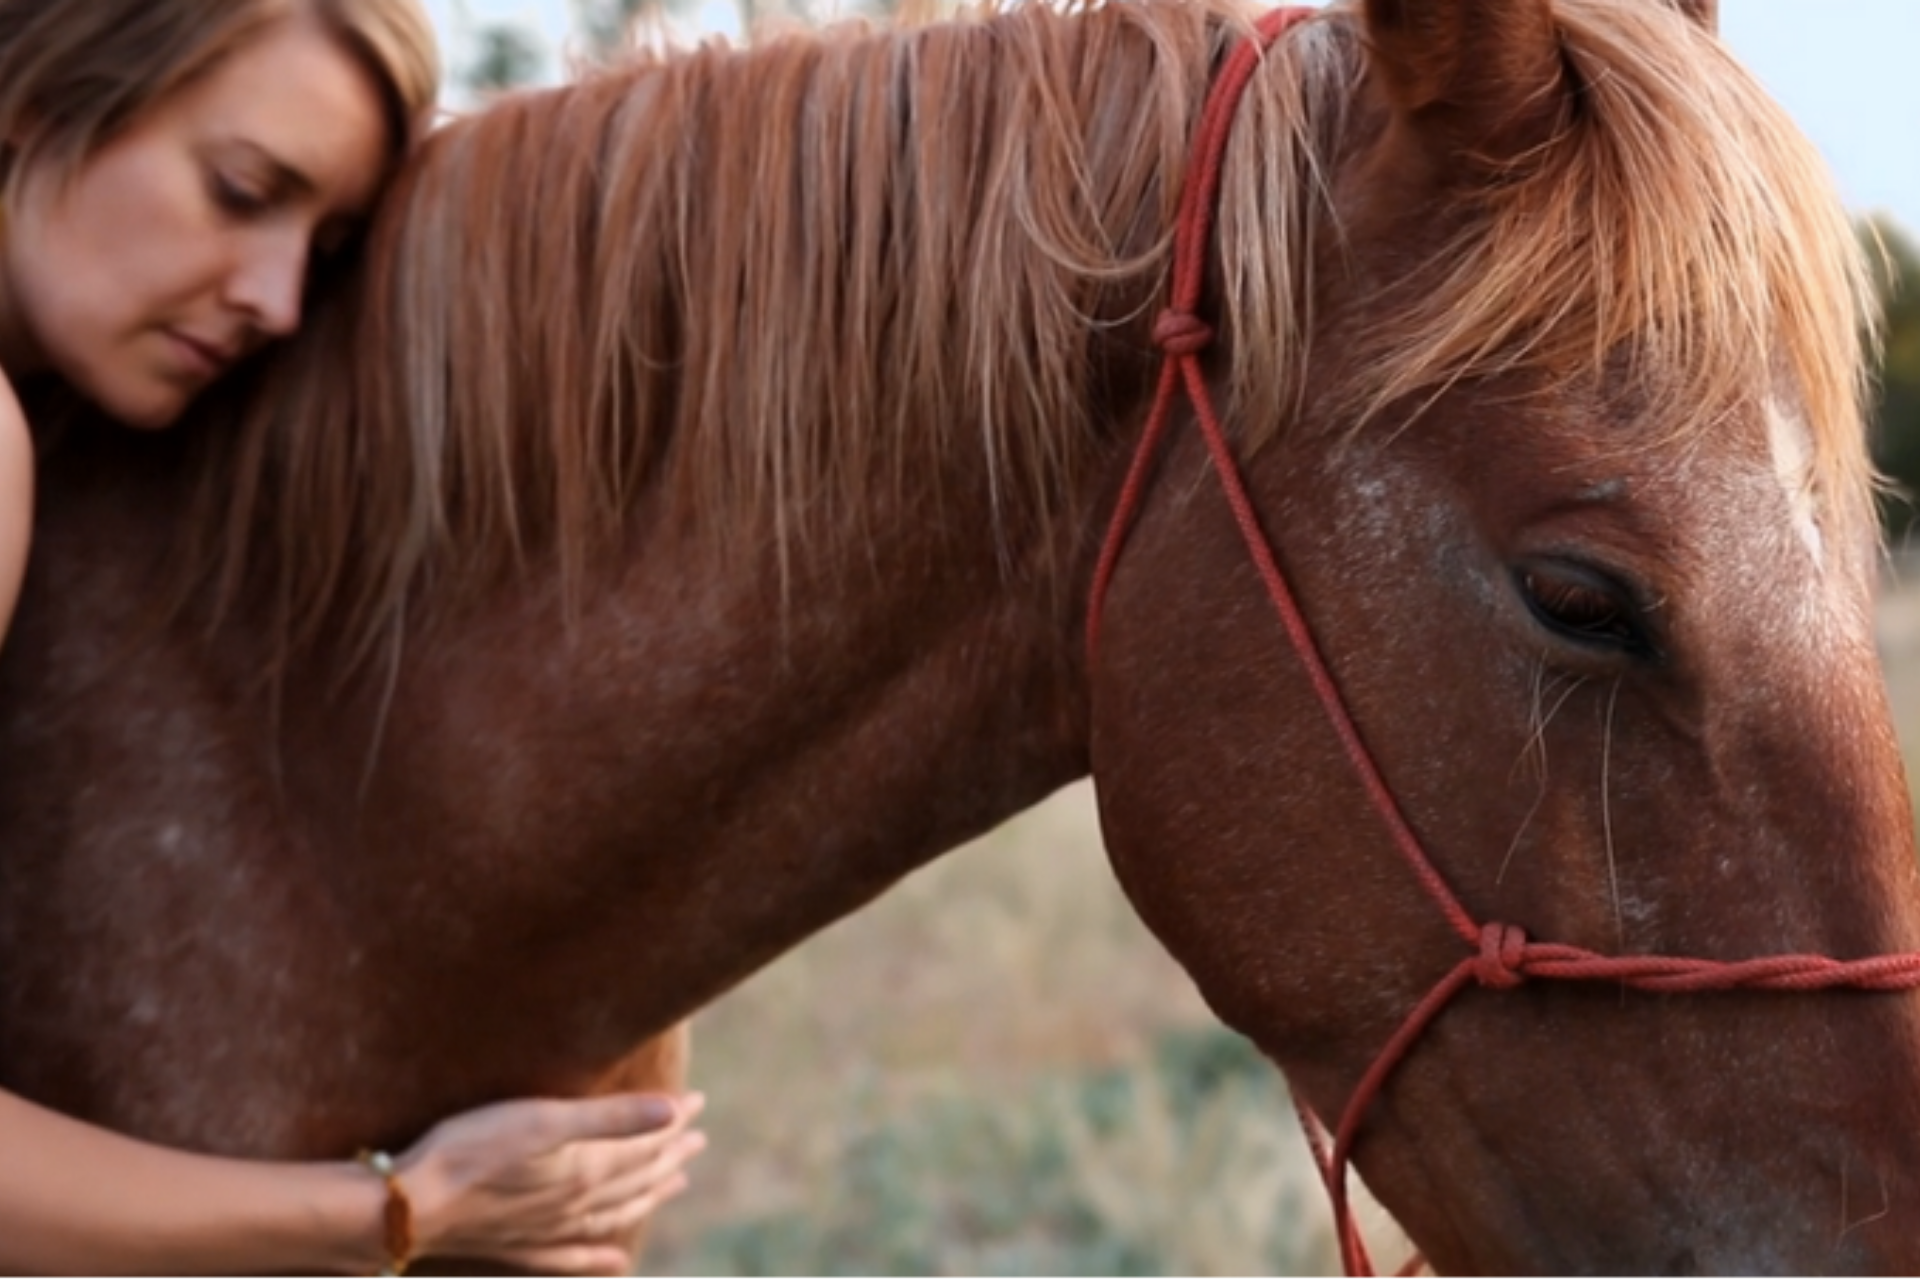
[208,170,274,218]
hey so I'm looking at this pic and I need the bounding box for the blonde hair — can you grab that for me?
[0,0,440,199]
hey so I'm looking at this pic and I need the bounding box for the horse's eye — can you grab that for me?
[1515,561,1651,656]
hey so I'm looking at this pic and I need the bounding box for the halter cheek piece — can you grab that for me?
[1083,9,1920,1274]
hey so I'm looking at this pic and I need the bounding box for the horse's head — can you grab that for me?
[1093,0,1920,1270]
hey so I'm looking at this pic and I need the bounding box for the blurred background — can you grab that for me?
[413,2,1920,1273]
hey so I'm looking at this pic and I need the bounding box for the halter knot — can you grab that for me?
[1473,922,1529,990]
[1152,308,1214,356]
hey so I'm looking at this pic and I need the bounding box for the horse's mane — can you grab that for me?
[183,0,1877,667]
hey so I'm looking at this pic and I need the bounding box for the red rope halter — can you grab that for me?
[1084,8,1920,1274]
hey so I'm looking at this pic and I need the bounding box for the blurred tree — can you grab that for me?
[570,0,918,56]
[572,0,655,58]
[1864,215,1920,541]
[463,23,545,97]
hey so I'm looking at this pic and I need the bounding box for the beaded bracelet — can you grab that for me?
[355,1149,416,1277]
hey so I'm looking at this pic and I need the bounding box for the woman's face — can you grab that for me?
[1,15,390,428]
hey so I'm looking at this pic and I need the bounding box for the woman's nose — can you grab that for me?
[224,231,307,338]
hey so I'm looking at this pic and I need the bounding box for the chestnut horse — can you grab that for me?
[4,0,1918,1270]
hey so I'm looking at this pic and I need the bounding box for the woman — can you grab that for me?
[0,0,706,1273]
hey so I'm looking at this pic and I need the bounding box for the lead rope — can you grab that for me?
[1084,8,1920,1275]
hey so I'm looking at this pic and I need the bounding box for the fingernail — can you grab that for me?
[634,1095,675,1128]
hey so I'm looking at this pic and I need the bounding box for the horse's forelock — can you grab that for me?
[1219,0,1877,568]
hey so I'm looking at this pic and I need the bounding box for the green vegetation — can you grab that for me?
[633,787,1396,1278]
[652,1027,1339,1276]
[462,24,544,97]
[455,0,926,97]
[1867,216,1920,541]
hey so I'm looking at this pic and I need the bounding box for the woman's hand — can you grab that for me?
[392,1091,707,1274]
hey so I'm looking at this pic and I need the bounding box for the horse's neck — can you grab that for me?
[295,466,1105,1039]
[0,10,1185,1136]
[0,434,1109,1149]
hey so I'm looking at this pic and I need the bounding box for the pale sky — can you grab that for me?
[423,0,1920,236]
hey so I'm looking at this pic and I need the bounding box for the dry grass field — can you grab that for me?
[1880,565,1920,758]
[642,570,1920,1276]
[644,781,1376,1276]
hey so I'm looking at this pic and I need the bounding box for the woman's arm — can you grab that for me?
[0,1084,706,1275]
[0,1087,388,1274]
[0,371,32,642]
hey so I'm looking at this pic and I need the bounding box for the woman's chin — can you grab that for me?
[94,381,193,431]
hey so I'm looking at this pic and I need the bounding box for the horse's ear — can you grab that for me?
[1360,0,1570,170]
[1667,0,1718,33]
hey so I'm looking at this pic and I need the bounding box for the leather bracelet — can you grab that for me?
[355,1149,416,1277]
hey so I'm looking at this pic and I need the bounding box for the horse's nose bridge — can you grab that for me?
[1610,622,1920,1271]
[1676,610,1920,950]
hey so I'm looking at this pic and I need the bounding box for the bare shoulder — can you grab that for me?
[0,371,35,644]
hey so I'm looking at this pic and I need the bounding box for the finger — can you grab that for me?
[564,1136,710,1220]
[617,1091,704,1143]
[563,1169,691,1248]
[537,1091,684,1149]
[503,1242,635,1276]
[524,1129,703,1246]
[558,1113,706,1191]
[614,1169,691,1231]
[575,1130,707,1219]
[576,1127,707,1204]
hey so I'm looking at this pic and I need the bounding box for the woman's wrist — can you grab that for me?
[357,1150,424,1274]
[303,1159,395,1276]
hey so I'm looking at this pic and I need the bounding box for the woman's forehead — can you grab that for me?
[150,16,391,216]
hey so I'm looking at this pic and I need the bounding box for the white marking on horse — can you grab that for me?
[1766,394,1823,568]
